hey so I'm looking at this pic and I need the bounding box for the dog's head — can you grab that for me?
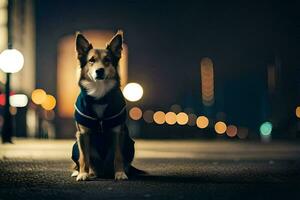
[75,31,123,82]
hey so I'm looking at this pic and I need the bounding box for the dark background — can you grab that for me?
[35,0,300,138]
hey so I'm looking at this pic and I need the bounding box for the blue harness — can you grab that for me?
[74,87,127,130]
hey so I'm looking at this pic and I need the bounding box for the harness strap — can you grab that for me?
[74,104,97,120]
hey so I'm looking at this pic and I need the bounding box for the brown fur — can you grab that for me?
[73,31,133,181]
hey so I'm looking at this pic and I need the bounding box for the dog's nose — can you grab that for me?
[95,68,105,80]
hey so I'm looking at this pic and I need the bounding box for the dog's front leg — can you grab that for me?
[112,125,128,180]
[76,124,91,181]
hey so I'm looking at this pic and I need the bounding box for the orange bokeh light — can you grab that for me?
[153,111,166,124]
[41,95,56,110]
[31,89,46,105]
[296,106,300,118]
[200,57,215,106]
[196,116,209,128]
[177,112,188,125]
[129,107,142,120]
[165,112,177,125]
[226,125,238,137]
[214,121,227,134]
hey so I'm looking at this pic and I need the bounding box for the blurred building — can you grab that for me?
[0,0,35,93]
[0,0,35,137]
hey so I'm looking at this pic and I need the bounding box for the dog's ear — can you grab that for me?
[106,30,123,59]
[76,32,93,57]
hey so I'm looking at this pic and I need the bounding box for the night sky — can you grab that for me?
[35,0,300,130]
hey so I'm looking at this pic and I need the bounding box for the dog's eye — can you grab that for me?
[102,57,111,65]
[89,57,96,64]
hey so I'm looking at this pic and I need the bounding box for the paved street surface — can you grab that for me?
[0,139,300,200]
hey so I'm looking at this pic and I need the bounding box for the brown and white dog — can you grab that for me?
[71,31,141,181]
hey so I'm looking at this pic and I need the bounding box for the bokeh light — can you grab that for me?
[200,57,214,106]
[31,89,47,105]
[9,106,17,115]
[214,121,227,134]
[143,110,154,123]
[129,107,142,120]
[296,106,300,118]
[0,49,24,73]
[226,125,238,137]
[165,112,177,125]
[196,116,209,128]
[260,122,272,136]
[187,114,197,126]
[41,95,56,110]
[9,94,28,107]
[176,112,188,125]
[153,111,165,124]
[122,82,143,102]
[170,104,181,113]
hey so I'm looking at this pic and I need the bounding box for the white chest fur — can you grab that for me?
[80,79,117,99]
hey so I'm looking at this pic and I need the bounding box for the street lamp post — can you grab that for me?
[0,0,24,143]
[2,72,12,143]
[0,49,24,143]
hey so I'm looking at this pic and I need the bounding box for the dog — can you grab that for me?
[70,31,141,181]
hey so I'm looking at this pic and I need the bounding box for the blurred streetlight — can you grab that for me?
[0,49,24,73]
[165,112,177,125]
[0,48,24,143]
[129,107,143,120]
[41,94,56,111]
[214,121,227,134]
[31,89,47,105]
[176,112,189,125]
[200,57,215,106]
[153,111,166,125]
[122,82,143,102]
[260,122,272,136]
[196,116,209,129]
[10,94,28,107]
[260,121,272,143]
[296,106,300,118]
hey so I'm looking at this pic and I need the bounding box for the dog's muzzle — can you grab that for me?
[95,68,105,80]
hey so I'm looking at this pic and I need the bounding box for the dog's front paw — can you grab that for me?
[71,170,79,177]
[114,171,128,181]
[76,172,89,181]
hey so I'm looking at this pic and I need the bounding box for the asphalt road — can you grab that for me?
[0,139,300,200]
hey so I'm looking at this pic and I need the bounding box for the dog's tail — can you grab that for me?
[129,165,147,176]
